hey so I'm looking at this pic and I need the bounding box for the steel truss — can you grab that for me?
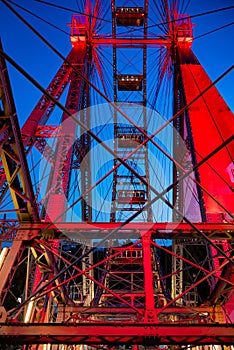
[0,323,233,346]
[0,0,233,348]
[1,222,233,241]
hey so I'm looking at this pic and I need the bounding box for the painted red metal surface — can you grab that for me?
[21,50,74,145]
[18,221,234,233]
[0,323,233,345]
[0,2,233,347]
[178,47,234,217]
[44,43,86,222]
[178,44,234,320]
[92,37,170,46]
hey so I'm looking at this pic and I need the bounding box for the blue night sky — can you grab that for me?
[0,1,233,125]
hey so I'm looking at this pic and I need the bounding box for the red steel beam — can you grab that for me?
[0,323,233,345]
[91,37,170,46]
[13,222,234,241]
[55,305,228,315]
[20,49,74,145]
[142,234,156,321]
[1,222,232,242]
[19,222,234,231]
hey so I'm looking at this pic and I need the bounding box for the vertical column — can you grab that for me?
[82,243,94,306]
[0,239,24,305]
[142,233,157,322]
[171,241,183,304]
[110,0,117,223]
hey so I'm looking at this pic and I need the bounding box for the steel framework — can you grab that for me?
[0,0,233,349]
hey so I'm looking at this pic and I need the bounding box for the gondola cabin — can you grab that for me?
[176,14,193,47]
[115,7,145,26]
[110,247,143,264]
[118,132,143,148]
[117,75,143,91]
[117,190,146,204]
[69,15,88,46]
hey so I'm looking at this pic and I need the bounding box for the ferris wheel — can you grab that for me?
[0,0,233,347]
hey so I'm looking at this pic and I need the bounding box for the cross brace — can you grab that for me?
[0,323,233,345]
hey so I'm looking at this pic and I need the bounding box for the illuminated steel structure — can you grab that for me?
[0,0,233,348]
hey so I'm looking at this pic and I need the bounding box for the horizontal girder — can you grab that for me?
[54,305,228,315]
[91,37,170,46]
[0,323,233,345]
[6,221,233,242]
